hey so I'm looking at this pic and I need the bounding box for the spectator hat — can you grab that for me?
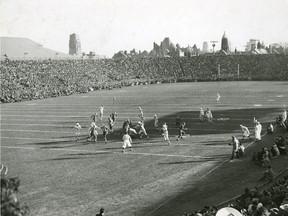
[270,208,279,215]
[280,204,288,211]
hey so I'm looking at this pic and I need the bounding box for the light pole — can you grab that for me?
[210,41,218,54]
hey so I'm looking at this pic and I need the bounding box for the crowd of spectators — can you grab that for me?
[182,173,288,216]
[1,54,287,103]
[252,136,287,166]
[182,119,288,216]
[1,172,29,216]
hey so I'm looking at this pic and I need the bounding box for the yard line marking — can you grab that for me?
[1,145,109,154]
[0,136,68,141]
[1,129,70,134]
[125,152,213,159]
[2,146,36,150]
[1,145,212,159]
[1,123,72,127]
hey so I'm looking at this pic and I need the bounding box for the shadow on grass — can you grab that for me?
[26,107,281,154]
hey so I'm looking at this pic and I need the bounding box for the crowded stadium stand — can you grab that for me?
[1,53,288,216]
[1,55,288,103]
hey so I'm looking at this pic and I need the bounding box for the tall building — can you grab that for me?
[69,33,81,56]
[221,32,229,52]
[202,41,209,53]
[245,39,258,51]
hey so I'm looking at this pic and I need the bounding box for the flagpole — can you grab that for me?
[237,64,239,85]
[218,64,220,84]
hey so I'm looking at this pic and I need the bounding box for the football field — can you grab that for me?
[1,81,288,216]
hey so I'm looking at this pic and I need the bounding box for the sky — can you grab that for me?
[1,0,288,57]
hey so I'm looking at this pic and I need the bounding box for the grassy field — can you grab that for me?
[1,81,288,216]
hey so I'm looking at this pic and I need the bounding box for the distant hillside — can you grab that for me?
[0,37,77,60]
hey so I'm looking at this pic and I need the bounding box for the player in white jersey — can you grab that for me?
[138,107,144,121]
[216,93,221,103]
[254,121,262,142]
[199,108,205,122]
[161,123,171,145]
[279,109,287,129]
[138,121,149,139]
[73,123,82,141]
[0,164,8,176]
[122,132,132,153]
[99,105,104,122]
[240,124,252,140]
[154,115,159,129]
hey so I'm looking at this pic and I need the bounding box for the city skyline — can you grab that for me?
[1,0,288,57]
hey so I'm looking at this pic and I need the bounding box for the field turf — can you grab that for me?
[1,81,288,216]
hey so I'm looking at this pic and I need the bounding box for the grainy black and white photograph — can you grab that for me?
[1,0,288,216]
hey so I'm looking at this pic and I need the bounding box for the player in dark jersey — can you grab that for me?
[177,122,187,141]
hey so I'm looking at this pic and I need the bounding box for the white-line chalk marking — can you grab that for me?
[254,104,262,107]
[1,145,212,159]
[1,136,68,141]
[1,129,70,134]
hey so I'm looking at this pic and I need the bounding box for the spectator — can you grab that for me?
[238,143,245,158]
[95,207,105,216]
[267,123,274,134]
[270,143,280,158]
[229,136,240,160]
[259,165,274,182]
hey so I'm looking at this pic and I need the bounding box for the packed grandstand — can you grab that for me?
[1,55,288,216]
[1,54,288,103]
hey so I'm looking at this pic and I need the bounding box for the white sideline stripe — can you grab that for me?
[125,152,212,159]
[2,146,36,150]
[1,146,108,154]
[1,136,67,141]
[1,123,72,127]
[1,145,211,159]
[1,129,70,134]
